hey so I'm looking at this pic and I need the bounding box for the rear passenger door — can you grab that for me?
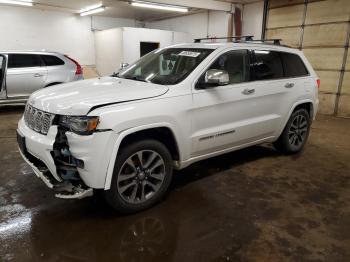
[6,54,47,97]
[252,50,310,134]
[41,54,69,84]
[279,52,312,116]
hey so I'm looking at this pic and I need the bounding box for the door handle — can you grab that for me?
[34,73,43,77]
[285,82,294,88]
[242,88,255,95]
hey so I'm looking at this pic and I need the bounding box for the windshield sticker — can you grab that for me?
[178,51,201,57]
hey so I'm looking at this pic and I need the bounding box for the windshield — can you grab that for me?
[118,48,214,85]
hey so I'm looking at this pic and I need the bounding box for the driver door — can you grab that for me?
[191,49,280,157]
[6,53,47,98]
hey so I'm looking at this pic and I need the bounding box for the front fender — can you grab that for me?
[103,122,181,190]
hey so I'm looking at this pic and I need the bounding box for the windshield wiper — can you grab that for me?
[123,75,147,82]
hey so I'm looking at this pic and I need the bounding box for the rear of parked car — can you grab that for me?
[0,51,83,103]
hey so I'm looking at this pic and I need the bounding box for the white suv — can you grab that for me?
[17,40,319,213]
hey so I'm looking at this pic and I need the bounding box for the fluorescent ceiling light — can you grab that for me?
[131,1,188,13]
[0,0,33,6]
[80,6,105,16]
[79,3,103,13]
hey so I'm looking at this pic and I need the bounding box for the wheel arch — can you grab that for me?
[277,99,315,139]
[293,102,313,118]
[104,123,181,190]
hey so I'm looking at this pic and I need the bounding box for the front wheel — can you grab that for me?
[105,139,173,213]
[273,108,311,154]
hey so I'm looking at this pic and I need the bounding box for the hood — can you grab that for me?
[28,77,169,115]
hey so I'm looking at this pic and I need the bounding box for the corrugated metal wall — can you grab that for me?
[265,0,350,116]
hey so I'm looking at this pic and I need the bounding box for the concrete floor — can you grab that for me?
[0,107,350,262]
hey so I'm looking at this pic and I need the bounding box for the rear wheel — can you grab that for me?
[273,108,311,154]
[105,139,173,213]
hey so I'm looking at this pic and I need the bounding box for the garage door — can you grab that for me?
[265,0,350,116]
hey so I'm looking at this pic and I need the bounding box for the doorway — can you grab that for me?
[140,42,159,57]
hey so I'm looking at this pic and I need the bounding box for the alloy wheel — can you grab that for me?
[117,150,166,204]
[288,114,308,147]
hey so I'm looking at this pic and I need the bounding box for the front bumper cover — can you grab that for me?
[18,142,93,199]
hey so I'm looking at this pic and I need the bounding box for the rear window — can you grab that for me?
[280,52,309,77]
[254,50,283,80]
[41,55,65,66]
[8,54,42,68]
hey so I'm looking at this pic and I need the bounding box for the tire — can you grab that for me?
[105,139,173,213]
[273,108,311,155]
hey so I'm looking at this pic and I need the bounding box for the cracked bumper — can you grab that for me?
[17,117,118,196]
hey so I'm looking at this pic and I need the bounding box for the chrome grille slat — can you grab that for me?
[24,105,55,135]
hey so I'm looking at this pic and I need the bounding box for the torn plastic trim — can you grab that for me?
[53,180,93,199]
[55,188,93,199]
[52,126,84,181]
[19,147,94,199]
[18,147,54,189]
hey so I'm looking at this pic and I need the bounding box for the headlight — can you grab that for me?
[60,116,99,135]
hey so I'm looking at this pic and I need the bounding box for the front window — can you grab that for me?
[207,49,251,84]
[118,48,214,85]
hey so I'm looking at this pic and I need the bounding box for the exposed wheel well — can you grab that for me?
[118,127,180,161]
[293,102,313,119]
[45,82,62,87]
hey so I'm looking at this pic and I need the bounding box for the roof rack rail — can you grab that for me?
[194,35,254,43]
[246,39,282,45]
[193,36,284,46]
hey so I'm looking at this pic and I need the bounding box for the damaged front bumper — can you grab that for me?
[17,117,116,199]
[18,143,93,199]
[17,129,93,199]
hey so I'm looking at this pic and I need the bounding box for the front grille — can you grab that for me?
[24,104,55,135]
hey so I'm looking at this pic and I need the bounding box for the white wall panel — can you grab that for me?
[94,28,123,76]
[146,11,230,41]
[242,2,264,39]
[146,12,208,40]
[122,27,173,64]
[95,27,189,76]
[0,6,141,66]
[0,5,95,65]
[91,16,137,31]
[207,11,231,39]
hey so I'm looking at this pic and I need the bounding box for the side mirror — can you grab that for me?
[204,69,229,87]
[120,62,129,70]
[114,63,129,76]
